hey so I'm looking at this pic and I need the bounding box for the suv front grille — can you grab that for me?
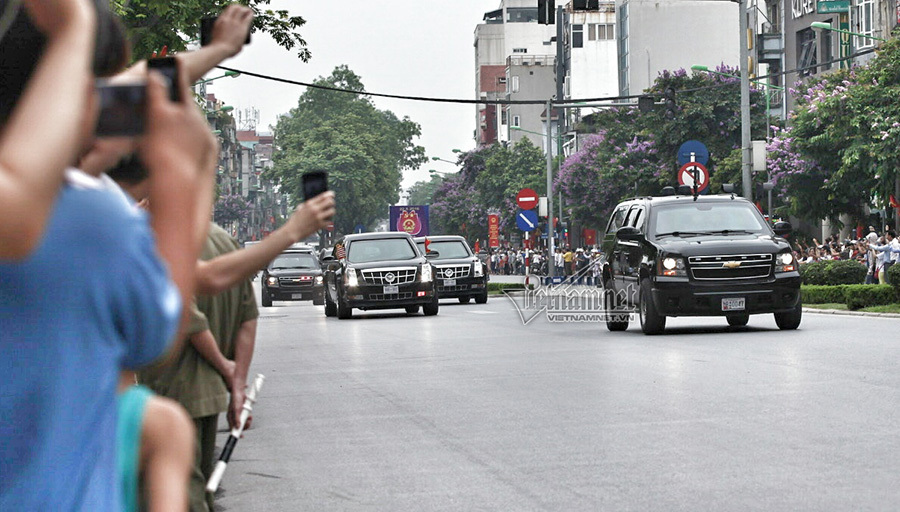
[360,267,418,285]
[278,276,315,288]
[688,254,773,280]
[435,265,470,279]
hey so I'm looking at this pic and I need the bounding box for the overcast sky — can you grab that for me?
[206,1,497,193]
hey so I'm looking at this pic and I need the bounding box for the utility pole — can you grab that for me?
[546,99,555,279]
[555,5,565,159]
[739,0,753,201]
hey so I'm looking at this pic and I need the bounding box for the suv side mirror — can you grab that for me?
[425,251,441,259]
[772,221,793,237]
[616,226,644,241]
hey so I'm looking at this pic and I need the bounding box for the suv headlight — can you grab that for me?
[421,263,432,283]
[657,255,686,277]
[775,251,796,273]
[266,276,279,287]
[315,275,324,285]
[473,261,483,277]
[345,268,359,287]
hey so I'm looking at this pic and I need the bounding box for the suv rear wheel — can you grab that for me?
[639,280,666,335]
[604,281,629,332]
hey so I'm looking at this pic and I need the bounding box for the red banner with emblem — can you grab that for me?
[488,215,500,248]
[583,229,597,246]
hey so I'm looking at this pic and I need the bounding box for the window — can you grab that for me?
[511,76,519,93]
[854,0,875,49]
[501,109,508,125]
[618,4,629,96]
[797,28,817,76]
[347,238,417,264]
[512,115,520,127]
[506,8,538,23]
[572,24,584,48]
[606,206,629,234]
[589,24,615,41]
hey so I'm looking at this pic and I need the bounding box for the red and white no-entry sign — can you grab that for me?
[678,162,709,193]
[516,188,539,210]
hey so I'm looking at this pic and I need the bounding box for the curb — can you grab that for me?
[802,307,900,318]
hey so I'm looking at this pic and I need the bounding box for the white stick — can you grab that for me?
[206,374,265,493]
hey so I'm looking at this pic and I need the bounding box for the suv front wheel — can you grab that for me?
[774,303,802,330]
[639,280,666,335]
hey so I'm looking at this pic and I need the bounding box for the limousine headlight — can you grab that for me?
[345,268,359,287]
[421,263,433,283]
[473,261,484,277]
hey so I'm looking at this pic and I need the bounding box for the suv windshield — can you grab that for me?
[270,253,318,270]
[651,203,768,237]
[347,238,417,263]
[416,241,470,259]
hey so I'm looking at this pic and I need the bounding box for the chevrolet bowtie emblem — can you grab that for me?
[723,261,741,268]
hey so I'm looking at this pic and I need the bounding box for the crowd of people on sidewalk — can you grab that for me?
[0,2,335,510]
[484,246,604,285]
[793,225,899,284]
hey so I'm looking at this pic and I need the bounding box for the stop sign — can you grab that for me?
[325,222,334,232]
[516,188,539,210]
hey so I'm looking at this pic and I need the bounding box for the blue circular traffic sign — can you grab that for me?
[677,140,709,166]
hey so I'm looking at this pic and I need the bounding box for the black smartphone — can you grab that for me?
[146,57,180,102]
[302,171,328,201]
[200,16,251,47]
[95,80,146,137]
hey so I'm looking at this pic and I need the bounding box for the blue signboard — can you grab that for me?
[389,205,430,236]
[516,209,538,232]
[677,140,710,166]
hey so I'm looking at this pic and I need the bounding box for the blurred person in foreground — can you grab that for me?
[0,0,96,259]
[0,2,217,510]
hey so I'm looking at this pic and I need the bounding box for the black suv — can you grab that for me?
[322,232,439,319]
[414,236,489,304]
[260,245,324,307]
[600,193,801,334]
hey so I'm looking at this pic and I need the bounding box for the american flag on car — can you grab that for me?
[336,243,346,260]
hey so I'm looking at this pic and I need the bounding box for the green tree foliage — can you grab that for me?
[406,175,445,206]
[770,33,900,226]
[110,0,311,60]
[560,67,773,228]
[430,139,546,240]
[269,66,426,235]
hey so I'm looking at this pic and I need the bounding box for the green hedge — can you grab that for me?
[487,282,534,292]
[801,285,847,304]
[799,260,867,285]
[844,284,898,310]
[888,264,900,294]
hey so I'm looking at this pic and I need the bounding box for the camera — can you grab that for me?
[94,79,146,137]
[146,57,181,102]
[200,16,251,47]
[302,171,328,201]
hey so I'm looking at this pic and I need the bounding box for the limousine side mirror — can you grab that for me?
[425,251,441,259]
[772,221,793,237]
[321,255,335,262]
[616,226,644,241]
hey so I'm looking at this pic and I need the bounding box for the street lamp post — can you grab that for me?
[739,0,752,202]
[194,70,241,85]
[810,21,887,42]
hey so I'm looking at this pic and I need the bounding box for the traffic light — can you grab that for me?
[538,0,555,24]
[664,87,676,119]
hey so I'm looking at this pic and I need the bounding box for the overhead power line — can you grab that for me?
[215,46,881,108]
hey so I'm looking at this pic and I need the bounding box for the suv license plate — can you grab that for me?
[383,285,399,294]
[443,278,456,287]
[722,298,745,311]
[292,293,303,299]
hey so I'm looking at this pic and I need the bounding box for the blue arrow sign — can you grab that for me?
[677,140,709,166]
[354,224,365,233]
[516,209,538,232]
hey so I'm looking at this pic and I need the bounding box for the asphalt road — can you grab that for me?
[215,283,900,511]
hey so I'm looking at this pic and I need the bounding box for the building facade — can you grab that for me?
[615,0,740,97]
